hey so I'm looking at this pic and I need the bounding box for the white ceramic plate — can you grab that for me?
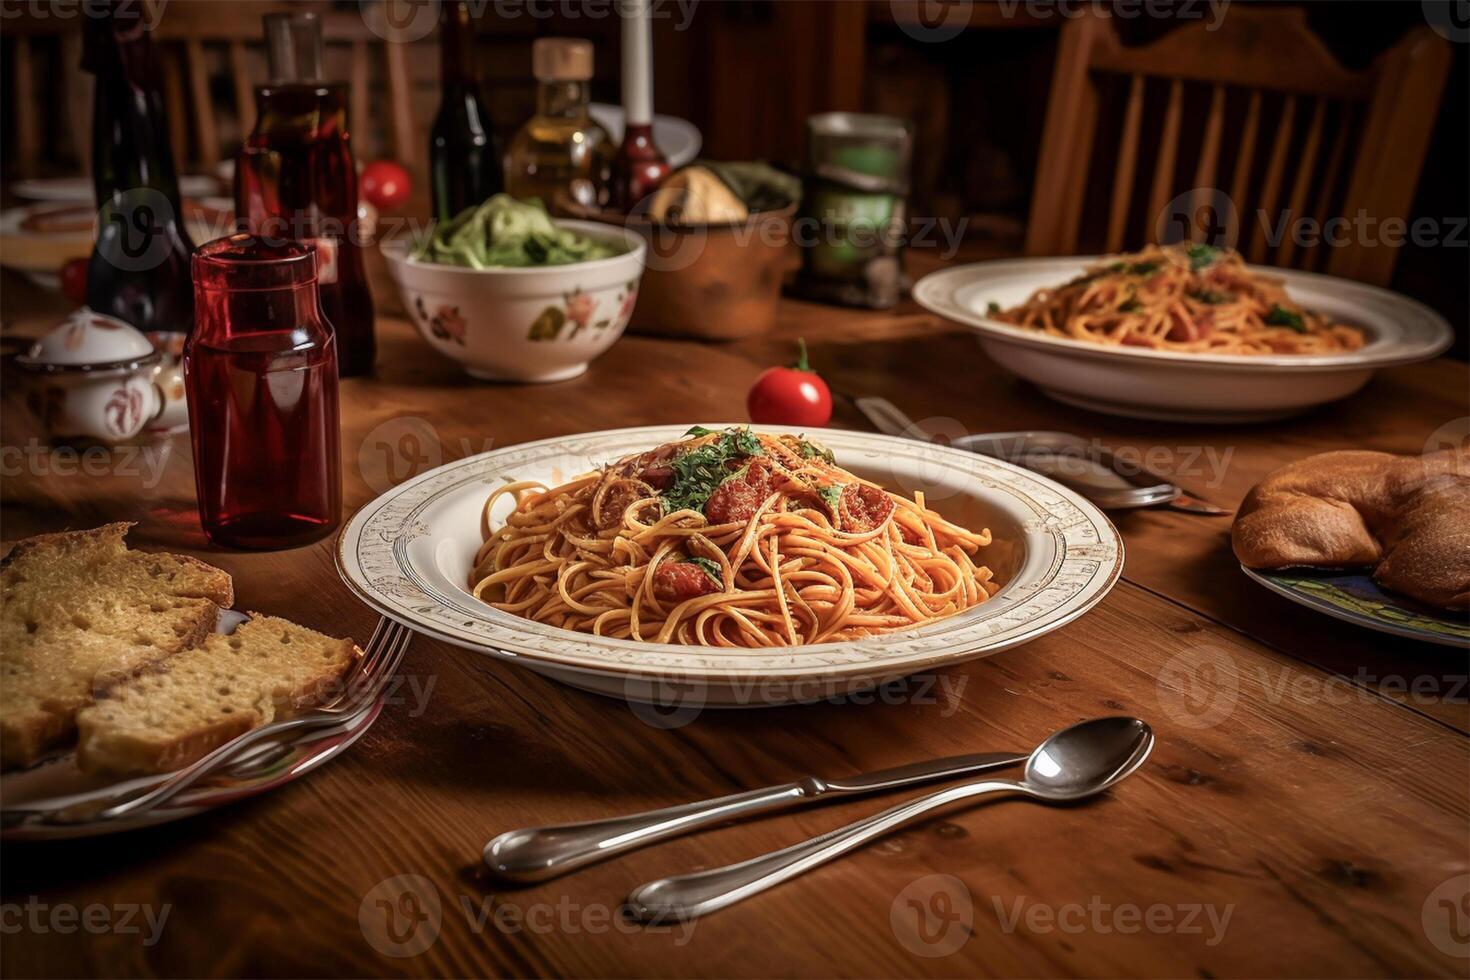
[589,104,702,169]
[1240,565,1469,649]
[0,612,385,839]
[913,257,1453,423]
[11,175,219,202]
[336,425,1123,706]
[0,199,234,287]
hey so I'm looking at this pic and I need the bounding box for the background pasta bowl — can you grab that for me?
[914,257,1453,423]
[336,425,1122,707]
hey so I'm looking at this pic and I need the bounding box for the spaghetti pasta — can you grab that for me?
[990,243,1365,355]
[470,428,998,647]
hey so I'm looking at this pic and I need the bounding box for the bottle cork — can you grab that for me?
[533,38,594,82]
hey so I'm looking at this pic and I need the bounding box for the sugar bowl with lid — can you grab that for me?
[15,308,183,443]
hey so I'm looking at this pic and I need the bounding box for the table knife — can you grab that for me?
[854,395,1229,515]
[483,750,1025,883]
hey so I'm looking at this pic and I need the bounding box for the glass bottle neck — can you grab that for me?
[536,80,590,121]
[193,286,323,345]
[251,82,348,138]
[441,5,478,86]
[87,22,184,206]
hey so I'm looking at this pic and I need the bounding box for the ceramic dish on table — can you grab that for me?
[1241,566,1469,648]
[381,220,646,383]
[0,199,232,290]
[10,174,219,202]
[588,103,702,168]
[336,425,1123,707]
[913,257,1453,423]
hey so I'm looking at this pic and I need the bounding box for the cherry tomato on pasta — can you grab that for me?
[747,339,832,427]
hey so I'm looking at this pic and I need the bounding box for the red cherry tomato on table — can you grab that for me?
[60,257,89,306]
[747,338,832,427]
[360,160,412,211]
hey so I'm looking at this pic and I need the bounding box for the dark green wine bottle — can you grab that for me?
[431,1,503,221]
[83,0,196,336]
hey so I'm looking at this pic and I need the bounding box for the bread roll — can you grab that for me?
[1232,449,1469,611]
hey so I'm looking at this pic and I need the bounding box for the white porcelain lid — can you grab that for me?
[18,308,158,368]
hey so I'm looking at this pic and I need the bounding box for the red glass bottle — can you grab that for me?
[609,0,670,212]
[235,12,375,377]
[186,235,341,550]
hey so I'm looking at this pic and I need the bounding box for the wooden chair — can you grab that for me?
[150,1,423,172]
[1024,6,1451,285]
[3,0,423,179]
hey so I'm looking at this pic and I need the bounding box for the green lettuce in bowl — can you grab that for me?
[412,195,627,269]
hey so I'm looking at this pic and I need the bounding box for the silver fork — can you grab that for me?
[53,617,413,825]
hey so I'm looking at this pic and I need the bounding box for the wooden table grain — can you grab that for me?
[1,251,1467,979]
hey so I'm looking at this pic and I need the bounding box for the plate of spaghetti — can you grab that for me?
[337,425,1121,706]
[914,244,1451,423]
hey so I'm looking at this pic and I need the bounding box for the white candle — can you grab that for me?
[621,0,653,126]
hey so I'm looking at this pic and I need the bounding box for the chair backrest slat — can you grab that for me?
[184,38,219,170]
[12,37,40,175]
[350,41,371,157]
[1274,97,1329,268]
[382,38,415,169]
[1329,31,1450,284]
[1224,89,1263,250]
[1145,78,1185,248]
[1104,73,1145,254]
[160,44,189,181]
[229,41,256,139]
[1027,12,1107,257]
[1188,84,1227,243]
[1057,78,1100,255]
[1247,94,1297,264]
[1304,103,1356,272]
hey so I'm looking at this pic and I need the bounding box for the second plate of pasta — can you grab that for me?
[336,425,1121,706]
[914,252,1451,422]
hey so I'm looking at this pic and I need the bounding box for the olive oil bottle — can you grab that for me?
[504,38,612,211]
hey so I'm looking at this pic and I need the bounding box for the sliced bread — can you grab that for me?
[0,523,234,769]
[76,613,358,775]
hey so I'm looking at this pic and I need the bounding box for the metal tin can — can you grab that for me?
[792,113,912,309]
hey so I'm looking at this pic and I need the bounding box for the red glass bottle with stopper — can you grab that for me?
[609,0,670,212]
[235,12,375,377]
[186,235,341,550]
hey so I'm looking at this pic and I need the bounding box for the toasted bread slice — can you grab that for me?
[0,523,233,769]
[76,613,358,776]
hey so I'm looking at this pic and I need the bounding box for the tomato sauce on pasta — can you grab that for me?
[990,244,1365,355]
[470,429,998,647]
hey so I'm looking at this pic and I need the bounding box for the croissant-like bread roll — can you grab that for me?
[1232,449,1469,611]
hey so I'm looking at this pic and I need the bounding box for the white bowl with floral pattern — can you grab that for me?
[381,220,646,383]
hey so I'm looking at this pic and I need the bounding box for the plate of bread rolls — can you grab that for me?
[1233,449,1469,647]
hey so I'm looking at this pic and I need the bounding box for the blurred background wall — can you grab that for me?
[3,0,1463,355]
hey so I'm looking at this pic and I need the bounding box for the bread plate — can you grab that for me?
[335,425,1122,707]
[913,257,1452,423]
[1241,566,1469,648]
[1,612,385,840]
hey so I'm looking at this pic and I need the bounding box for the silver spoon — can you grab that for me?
[626,716,1154,923]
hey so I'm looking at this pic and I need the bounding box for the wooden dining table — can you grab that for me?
[1,243,1466,979]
